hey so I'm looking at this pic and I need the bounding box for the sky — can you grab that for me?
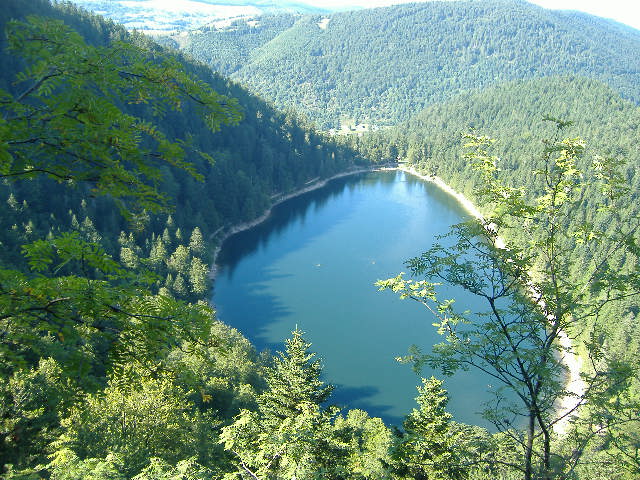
[311,0,640,31]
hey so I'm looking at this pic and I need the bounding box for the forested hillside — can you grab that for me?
[2,3,546,479]
[159,14,298,75]
[0,0,361,262]
[0,2,400,478]
[170,0,640,128]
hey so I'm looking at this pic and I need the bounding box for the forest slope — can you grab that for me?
[172,0,640,128]
[0,0,362,265]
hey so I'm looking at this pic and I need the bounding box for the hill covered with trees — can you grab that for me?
[0,0,362,262]
[168,0,640,128]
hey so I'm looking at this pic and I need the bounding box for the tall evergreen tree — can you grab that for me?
[220,328,341,479]
[393,377,465,480]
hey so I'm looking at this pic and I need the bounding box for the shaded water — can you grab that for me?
[213,170,501,427]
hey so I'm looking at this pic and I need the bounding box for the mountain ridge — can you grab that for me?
[168,0,640,128]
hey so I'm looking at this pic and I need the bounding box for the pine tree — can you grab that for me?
[189,227,206,255]
[168,245,191,275]
[173,274,187,296]
[261,327,333,422]
[188,257,209,295]
[394,377,464,480]
[220,328,338,479]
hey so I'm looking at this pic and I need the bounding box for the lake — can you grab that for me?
[212,170,500,427]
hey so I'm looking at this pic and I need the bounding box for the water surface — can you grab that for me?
[213,170,500,427]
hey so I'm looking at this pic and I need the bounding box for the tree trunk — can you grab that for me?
[525,412,535,480]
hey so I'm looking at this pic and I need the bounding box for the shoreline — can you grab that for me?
[398,165,584,435]
[554,331,586,434]
[209,163,585,433]
[208,167,374,281]
[397,165,484,219]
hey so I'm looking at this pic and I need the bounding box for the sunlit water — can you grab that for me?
[213,170,503,427]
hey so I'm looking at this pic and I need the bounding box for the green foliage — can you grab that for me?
[168,320,266,421]
[49,451,126,480]
[0,3,248,475]
[331,409,394,479]
[0,16,241,216]
[53,374,199,477]
[188,227,205,255]
[261,327,333,415]
[393,377,465,480]
[0,359,75,471]
[1,232,214,372]
[221,329,329,479]
[131,458,214,480]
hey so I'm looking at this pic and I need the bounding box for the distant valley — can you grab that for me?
[71,0,330,32]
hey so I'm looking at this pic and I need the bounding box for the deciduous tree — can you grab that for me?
[0,16,241,216]
[378,121,640,479]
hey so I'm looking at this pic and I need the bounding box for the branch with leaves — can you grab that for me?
[378,119,640,479]
[0,16,242,216]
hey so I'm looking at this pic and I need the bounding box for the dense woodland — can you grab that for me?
[1,0,639,479]
[167,1,640,128]
[158,14,298,75]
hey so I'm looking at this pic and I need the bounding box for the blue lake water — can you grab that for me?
[212,170,501,427]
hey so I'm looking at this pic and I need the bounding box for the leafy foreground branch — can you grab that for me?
[378,120,640,480]
[0,15,241,217]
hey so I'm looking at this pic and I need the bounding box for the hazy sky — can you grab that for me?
[311,0,640,31]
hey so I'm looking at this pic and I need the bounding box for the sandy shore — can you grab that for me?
[398,165,585,434]
[399,165,484,219]
[398,165,505,247]
[554,331,587,434]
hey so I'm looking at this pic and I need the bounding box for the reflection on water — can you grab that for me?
[213,170,507,427]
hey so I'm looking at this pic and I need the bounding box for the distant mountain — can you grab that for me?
[168,0,640,129]
[70,0,329,32]
[159,14,299,73]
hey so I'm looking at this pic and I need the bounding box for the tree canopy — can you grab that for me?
[0,16,241,216]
